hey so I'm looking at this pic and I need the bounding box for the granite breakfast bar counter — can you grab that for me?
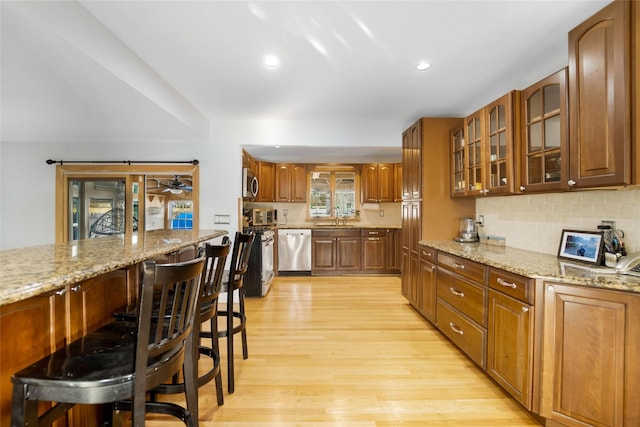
[0,229,227,427]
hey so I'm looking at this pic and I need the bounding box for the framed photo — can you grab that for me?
[557,229,604,265]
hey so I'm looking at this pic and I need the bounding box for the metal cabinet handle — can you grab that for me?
[449,322,464,335]
[55,288,67,296]
[449,287,465,298]
[522,307,529,313]
[519,185,526,192]
[568,179,576,187]
[452,262,465,269]
[431,265,436,272]
[497,278,517,289]
[368,237,380,241]
[71,285,82,292]
[547,285,554,293]
[422,251,432,257]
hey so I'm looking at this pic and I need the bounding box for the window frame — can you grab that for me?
[306,165,360,221]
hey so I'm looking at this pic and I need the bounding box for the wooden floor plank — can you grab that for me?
[143,276,541,426]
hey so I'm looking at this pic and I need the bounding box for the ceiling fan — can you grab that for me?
[147,175,192,194]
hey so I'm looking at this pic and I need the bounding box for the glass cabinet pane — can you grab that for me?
[498,132,506,159]
[497,105,505,129]
[543,84,560,113]
[528,122,542,152]
[489,108,497,133]
[528,90,542,121]
[544,115,561,148]
[335,171,356,217]
[544,153,561,182]
[528,155,542,184]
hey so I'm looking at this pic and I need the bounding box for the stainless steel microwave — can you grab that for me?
[242,168,258,199]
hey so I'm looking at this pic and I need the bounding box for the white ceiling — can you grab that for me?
[1,0,611,163]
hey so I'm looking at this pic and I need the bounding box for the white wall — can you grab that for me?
[0,118,400,249]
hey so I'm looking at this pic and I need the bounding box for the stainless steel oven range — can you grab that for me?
[243,227,275,297]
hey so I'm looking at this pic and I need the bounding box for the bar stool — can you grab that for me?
[11,256,206,427]
[218,231,255,394]
[150,241,230,406]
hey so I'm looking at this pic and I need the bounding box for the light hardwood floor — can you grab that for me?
[146,276,541,426]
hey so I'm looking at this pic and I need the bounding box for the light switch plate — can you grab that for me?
[214,215,230,224]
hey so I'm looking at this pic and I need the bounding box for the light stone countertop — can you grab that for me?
[276,224,401,229]
[0,229,227,307]
[421,240,640,294]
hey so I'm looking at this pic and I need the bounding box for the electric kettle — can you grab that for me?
[455,217,479,243]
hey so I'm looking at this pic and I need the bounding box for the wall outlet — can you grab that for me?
[379,210,384,217]
[283,209,288,217]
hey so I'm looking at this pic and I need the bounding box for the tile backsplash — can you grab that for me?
[476,187,640,255]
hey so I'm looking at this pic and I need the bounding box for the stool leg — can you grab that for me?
[183,331,199,423]
[210,317,224,405]
[227,303,235,394]
[239,290,248,360]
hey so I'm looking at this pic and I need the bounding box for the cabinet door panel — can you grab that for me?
[542,283,640,427]
[312,238,336,270]
[568,1,631,187]
[488,290,533,409]
[337,237,361,270]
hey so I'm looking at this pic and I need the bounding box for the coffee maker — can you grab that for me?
[455,217,479,243]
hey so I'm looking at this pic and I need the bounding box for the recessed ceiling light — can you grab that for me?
[263,55,280,69]
[416,61,431,71]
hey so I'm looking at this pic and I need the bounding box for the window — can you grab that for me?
[308,167,358,220]
[55,164,199,243]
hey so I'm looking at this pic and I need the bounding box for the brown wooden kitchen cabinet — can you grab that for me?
[487,268,535,410]
[275,163,306,202]
[568,0,633,189]
[393,164,402,202]
[450,123,467,197]
[312,228,361,274]
[361,164,395,203]
[463,108,486,197]
[484,91,519,195]
[0,269,131,427]
[435,252,488,369]
[541,282,640,427]
[0,291,65,427]
[402,122,422,200]
[361,228,385,272]
[519,69,568,193]
[257,161,276,202]
[401,118,475,310]
[385,228,401,273]
[418,245,437,324]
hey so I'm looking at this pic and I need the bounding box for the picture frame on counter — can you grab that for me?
[558,229,604,265]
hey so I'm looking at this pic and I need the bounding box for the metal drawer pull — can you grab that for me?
[497,278,517,289]
[55,289,66,296]
[368,237,380,241]
[449,322,464,335]
[522,307,529,313]
[452,262,465,269]
[71,285,82,292]
[449,287,465,298]
[422,251,432,257]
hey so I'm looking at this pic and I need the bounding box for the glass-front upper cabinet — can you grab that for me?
[520,68,567,193]
[450,123,466,197]
[484,91,517,195]
[308,168,358,220]
[464,108,485,197]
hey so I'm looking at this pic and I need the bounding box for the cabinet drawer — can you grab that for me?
[437,267,487,326]
[488,268,533,304]
[438,252,486,283]
[419,245,436,264]
[437,300,486,369]
[313,228,360,237]
[361,228,385,237]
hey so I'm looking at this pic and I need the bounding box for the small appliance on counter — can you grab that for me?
[455,217,479,243]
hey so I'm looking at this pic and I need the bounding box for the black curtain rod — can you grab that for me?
[46,159,199,165]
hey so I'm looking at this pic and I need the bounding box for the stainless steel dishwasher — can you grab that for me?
[277,229,311,274]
